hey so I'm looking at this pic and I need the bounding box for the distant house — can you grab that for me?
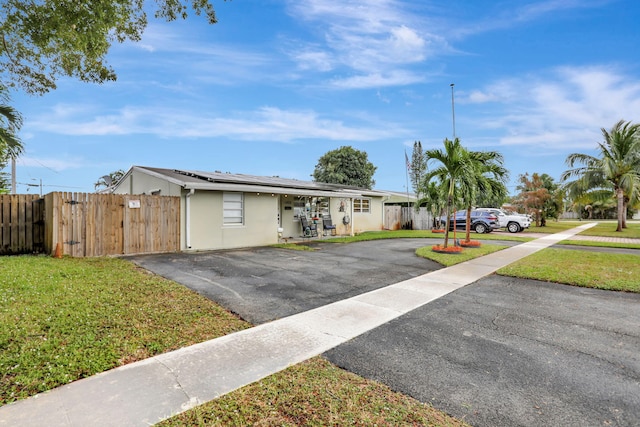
[112,166,395,251]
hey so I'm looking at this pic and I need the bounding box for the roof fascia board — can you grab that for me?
[183,182,363,198]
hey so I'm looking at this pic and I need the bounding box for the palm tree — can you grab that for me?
[0,89,23,193]
[94,169,125,191]
[561,120,640,232]
[460,150,508,243]
[424,138,475,248]
[0,93,23,159]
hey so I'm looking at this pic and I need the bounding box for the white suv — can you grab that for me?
[475,208,531,233]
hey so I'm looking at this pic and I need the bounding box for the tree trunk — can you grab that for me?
[616,188,624,232]
[444,198,452,248]
[465,205,472,242]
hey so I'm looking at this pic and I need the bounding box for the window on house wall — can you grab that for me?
[293,197,306,219]
[353,198,371,213]
[223,192,244,224]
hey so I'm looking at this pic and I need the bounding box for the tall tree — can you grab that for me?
[409,141,427,200]
[423,138,473,248]
[513,173,554,226]
[561,120,640,231]
[0,0,220,95]
[312,146,377,189]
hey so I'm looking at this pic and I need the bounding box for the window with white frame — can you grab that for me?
[223,192,244,224]
[353,198,371,213]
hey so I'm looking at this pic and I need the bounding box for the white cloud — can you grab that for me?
[293,49,334,72]
[465,66,640,151]
[285,0,438,88]
[16,156,82,172]
[25,105,409,143]
[330,70,425,89]
[453,0,616,39]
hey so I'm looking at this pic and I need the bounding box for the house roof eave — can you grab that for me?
[182,182,364,198]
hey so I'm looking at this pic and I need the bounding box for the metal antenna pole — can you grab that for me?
[450,83,456,140]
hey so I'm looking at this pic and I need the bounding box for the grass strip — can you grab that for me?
[526,220,640,239]
[416,244,509,267]
[559,240,640,250]
[271,243,316,251]
[159,357,467,427]
[324,230,529,244]
[497,248,640,292]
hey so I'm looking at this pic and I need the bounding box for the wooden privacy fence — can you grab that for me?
[0,194,45,255]
[384,206,433,230]
[46,192,180,257]
[0,193,180,257]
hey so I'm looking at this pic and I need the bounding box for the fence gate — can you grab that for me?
[0,194,45,255]
[45,192,179,257]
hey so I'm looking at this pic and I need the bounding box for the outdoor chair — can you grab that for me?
[300,216,318,238]
[322,214,337,236]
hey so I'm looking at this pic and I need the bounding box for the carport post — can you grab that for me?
[350,197,354,236]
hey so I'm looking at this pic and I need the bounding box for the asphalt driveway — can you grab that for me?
[128,240,640,427]
[128,239,445,324]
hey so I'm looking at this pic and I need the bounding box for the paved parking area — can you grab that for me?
[128,239,640,427]
[128,239,447,324]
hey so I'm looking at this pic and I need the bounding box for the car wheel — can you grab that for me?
[474,223,487,234]
[507,222,521,233]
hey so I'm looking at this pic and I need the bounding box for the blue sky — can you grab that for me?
[7,0,640,195]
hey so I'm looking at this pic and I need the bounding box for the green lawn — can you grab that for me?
[0,256,250,405]
[497,249,640,292]
[159,357,465,427]
[416,242,640,293]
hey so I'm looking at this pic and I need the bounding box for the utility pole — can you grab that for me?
[11,157,16,194]
[450,83,456,140]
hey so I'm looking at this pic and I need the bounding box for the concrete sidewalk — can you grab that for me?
[0,223,597,427]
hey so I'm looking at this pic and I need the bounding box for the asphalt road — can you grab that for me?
[128,239,640,427]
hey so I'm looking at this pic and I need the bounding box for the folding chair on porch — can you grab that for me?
[322,215,337,236]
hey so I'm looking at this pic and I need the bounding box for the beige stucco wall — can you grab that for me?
[113,172,182,197]
[186,191,279,251]
[352,197,385,233]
